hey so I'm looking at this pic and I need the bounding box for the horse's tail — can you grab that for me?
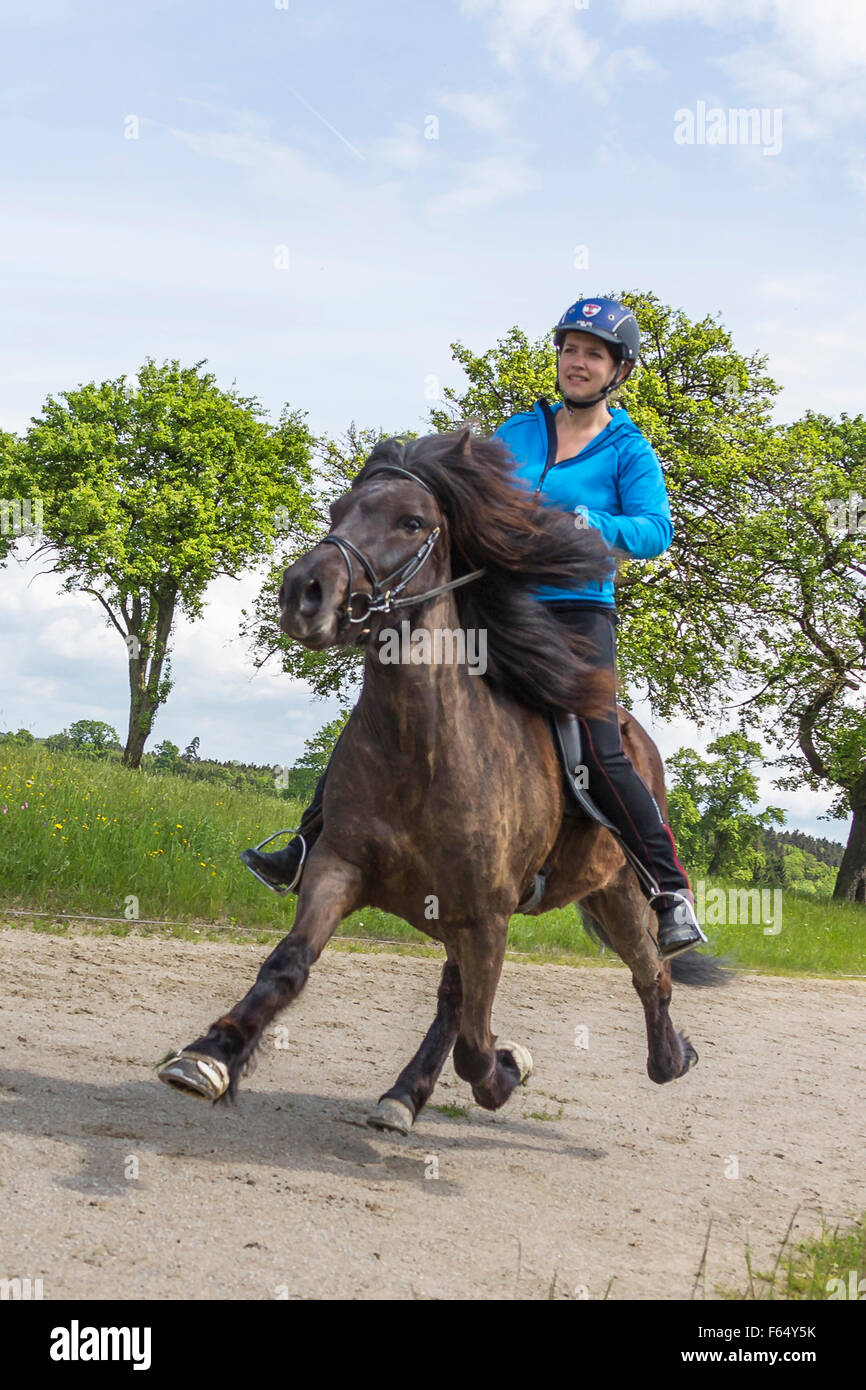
[579,909,733,988]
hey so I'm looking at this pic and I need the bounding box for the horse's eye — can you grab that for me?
[401,516,423,533]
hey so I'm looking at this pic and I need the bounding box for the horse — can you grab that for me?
[159,427,720,1131]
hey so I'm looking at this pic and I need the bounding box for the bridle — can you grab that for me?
[319,464,485,625]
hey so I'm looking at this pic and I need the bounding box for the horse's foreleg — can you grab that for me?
[366,956,463,1135]
[632,964,698,1083]
[581,883,698,1084]
[450,924,533,1112]
[159,848,363,1102]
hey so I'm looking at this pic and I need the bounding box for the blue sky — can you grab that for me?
[2,0,864,840]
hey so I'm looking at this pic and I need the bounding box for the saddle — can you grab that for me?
[515,710,660,911]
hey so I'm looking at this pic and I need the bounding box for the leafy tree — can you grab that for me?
[0,728,35,746]
[279,710,351,803]
[777,846,836,896]
[731,414,866,901]
[16,359,317,768]
[183,736,201,762]
[425,296,866,896]
[666,733,786,880]
[152,739,181,772]
[64,719,120,754]
[0,429,28,563]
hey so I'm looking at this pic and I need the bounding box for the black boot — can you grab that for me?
[654,889,707,959]
[240,830,307,895]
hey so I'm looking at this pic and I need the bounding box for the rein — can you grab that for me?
[320,464,486,624]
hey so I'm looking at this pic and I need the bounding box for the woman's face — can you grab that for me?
[558,331,622,401]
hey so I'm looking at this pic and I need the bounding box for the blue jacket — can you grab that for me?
[494,401,674,606]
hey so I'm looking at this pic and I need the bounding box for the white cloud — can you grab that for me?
[165,125,349,209]
[0,560,343,764]
[373,121,433,170]
[434,89,510,133]
[619,0,866,138]
[847,157,866,195]
[426,154,542,214]
[460,0,600,80]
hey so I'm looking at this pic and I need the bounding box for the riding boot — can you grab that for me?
[652,888,707,959]
[239,833,309,895]
[240,764,329,895]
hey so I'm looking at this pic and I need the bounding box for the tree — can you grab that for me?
[424,297,865,894]
[64,719,120,755]
[731,414,866,901]
[16,359,318,768]
[279,710,351,802]
[666,733,786,880]
[183,736,201,762]
[0,728,35,747]
[0,429,29,564]
[152,739,181,772]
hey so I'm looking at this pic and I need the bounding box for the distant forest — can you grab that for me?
[761,828,844,868]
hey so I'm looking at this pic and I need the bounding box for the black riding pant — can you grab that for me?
[548,602,691,902]
[293,603,691,903]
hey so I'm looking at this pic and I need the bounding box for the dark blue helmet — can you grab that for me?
[552,297,640,364]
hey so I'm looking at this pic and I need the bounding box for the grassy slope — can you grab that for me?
[1,745,864,975]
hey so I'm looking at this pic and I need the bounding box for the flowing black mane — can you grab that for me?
[352,429,617,714]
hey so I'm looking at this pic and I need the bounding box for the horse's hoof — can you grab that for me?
[366,1096,414,1135]
[158,1050,230,1101]
[498,1040,534,1084]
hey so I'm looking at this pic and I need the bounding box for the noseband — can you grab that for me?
[320,464,485,623]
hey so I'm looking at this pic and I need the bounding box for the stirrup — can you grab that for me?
[243,828,307,896]
[645,890,708,958]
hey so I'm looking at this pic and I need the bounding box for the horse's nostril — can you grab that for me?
[300,577,322,616]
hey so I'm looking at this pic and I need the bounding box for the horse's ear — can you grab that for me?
[451,426,472,460]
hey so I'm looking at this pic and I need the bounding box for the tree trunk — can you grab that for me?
[122,587,177,769]
[833,803,866,903]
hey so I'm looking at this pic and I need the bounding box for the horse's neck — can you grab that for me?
[357,595,490,760]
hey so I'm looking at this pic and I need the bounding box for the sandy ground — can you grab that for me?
[0,928,864,1301]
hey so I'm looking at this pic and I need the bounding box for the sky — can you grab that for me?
[2,0,864,842]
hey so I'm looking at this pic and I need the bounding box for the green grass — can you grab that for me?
[724,1213,866,1300]
[428,1103,471,1120]
[1,744,864,976]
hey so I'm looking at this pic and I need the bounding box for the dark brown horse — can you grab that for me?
[159,428,714,1130]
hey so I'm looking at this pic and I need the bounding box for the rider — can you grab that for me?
[240,296,705,958]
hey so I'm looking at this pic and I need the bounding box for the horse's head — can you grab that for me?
[278,436,461,650]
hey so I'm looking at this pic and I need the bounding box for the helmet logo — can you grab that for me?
[580,302,602,317]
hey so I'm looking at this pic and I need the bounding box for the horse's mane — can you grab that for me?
[352,429,618,716]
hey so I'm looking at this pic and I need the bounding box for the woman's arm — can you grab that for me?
[578,437,673,560]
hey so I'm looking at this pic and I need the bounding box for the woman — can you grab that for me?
[241,296,704,958]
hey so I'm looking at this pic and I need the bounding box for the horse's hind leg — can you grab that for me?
[159,849,363,1102]
[450,923,533,1111]
[367,956,462,1135]
[582,881,698,1084]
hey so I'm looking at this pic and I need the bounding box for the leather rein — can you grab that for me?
[320,464,486,625]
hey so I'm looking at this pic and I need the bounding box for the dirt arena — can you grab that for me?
[1,929,863,1300]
